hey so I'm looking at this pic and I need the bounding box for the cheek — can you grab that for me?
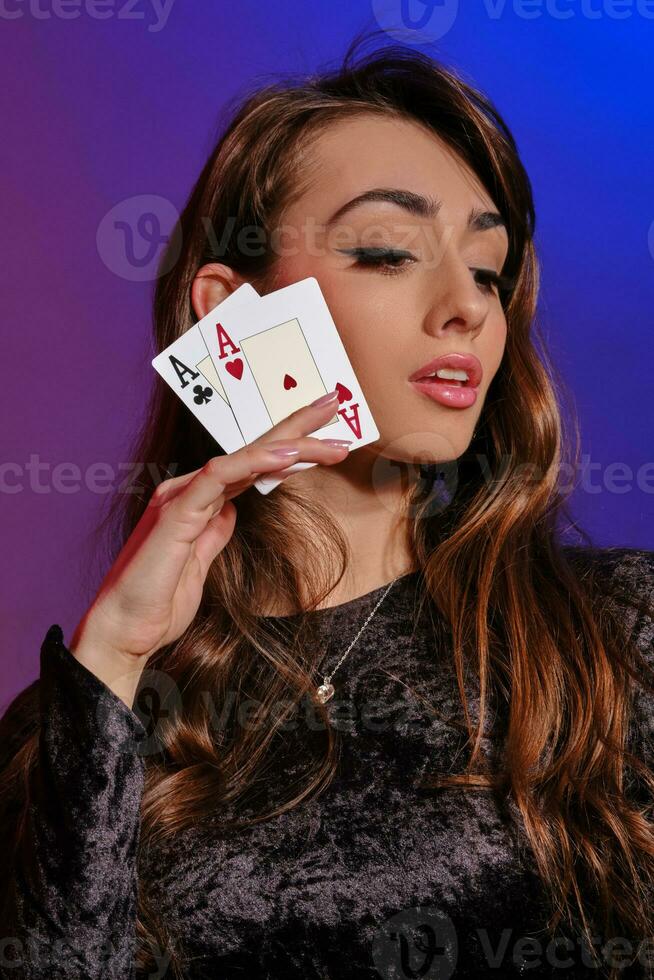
[341,319,400,390]
[329,282,411,347]
[483,315,508,377]
[320,292,395,372]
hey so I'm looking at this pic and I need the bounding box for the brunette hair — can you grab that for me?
[3,31,654,979]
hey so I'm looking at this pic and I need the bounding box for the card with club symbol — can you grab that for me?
[152,277,379,494]
[198,276,380,450]
[151,283,259,456]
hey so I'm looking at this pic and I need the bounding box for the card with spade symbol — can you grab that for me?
[197,276,380,450]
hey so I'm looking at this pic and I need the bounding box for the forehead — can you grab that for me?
[291,112,502,225]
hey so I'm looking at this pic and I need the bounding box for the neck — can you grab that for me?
[266,446,421,614]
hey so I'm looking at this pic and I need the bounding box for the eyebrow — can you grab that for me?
[325,187,507,234]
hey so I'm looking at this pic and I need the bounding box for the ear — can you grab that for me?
[190,263,249,321]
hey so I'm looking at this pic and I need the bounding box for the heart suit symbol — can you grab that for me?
[283,374,297,390]
[226,359,244,380]
[335,382,352,403]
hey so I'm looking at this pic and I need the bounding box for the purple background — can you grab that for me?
[2,2,653,708]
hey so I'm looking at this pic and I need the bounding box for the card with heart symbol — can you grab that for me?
[151,282,260,455]
[197,276,380,451]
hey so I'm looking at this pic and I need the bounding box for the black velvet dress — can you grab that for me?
[1,546,653,979]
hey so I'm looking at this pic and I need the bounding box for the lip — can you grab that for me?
[408,352,482,410]
[408,352,483,387]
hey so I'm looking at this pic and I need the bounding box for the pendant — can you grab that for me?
[316,677,335,703]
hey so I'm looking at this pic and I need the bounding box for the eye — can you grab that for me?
[336,247,516,296]
[336,247,417,277]
[472,267,516,297]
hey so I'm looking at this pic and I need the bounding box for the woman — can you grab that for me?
[1,34,653,980]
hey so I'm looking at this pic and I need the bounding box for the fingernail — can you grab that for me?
[268,445,301,457]
[310,389,339,408]
[320,438,352,448]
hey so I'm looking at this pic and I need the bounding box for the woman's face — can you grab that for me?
[269,113,510,468]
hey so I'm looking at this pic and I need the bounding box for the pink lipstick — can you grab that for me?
[408,352,483,410]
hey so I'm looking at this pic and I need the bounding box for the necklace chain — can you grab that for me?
[314,573,400,704]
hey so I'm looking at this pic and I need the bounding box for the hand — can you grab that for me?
[70,390,350,671]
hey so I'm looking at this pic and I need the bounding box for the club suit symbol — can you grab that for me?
[192,384,213,405]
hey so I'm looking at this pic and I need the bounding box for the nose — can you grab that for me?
[423,248,489,339]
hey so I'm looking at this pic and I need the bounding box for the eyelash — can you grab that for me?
[339,247,514,295]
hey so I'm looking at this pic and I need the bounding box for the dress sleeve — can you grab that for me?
[0,623,148,979]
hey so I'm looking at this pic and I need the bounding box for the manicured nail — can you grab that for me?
[268,445,301,457]
[310,389,339,408]
[320,438,352,448]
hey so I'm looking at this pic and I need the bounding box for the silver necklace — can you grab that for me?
[314,573,401,704]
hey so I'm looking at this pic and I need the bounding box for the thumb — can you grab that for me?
[194,500,238,574]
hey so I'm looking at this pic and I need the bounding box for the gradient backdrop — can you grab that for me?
[2,1,653,707]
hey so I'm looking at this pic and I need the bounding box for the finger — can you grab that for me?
[152,389,339,505]
[193,500,238,573]
[254,389,341,445]
[176,437,349,516]
[149,467,203,505]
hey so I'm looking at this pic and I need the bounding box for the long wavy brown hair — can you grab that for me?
[3,31,654,979]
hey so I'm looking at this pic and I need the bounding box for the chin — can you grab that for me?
[371,426,476,468]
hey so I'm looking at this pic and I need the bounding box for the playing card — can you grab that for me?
[151,283,259,455]
[198,276,380,453]
[151,284,308,496]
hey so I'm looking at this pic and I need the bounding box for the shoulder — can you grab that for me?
[560,544,654,647]
[561,545,654,756]
[561,543,654,583]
